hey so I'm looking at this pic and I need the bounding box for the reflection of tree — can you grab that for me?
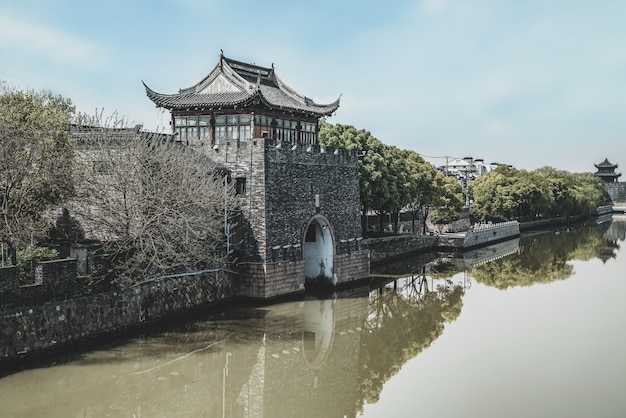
[469,223,616,289]
[356,279,464,411]
[428,260,463,279]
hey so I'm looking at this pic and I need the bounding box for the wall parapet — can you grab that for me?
[1,259,78,307]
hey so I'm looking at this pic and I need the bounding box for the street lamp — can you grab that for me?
[463,156,473,207]
[223,173,230,259]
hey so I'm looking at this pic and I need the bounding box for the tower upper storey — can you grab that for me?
[144,52,340,147]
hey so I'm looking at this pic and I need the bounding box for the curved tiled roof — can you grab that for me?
[594,158,618,169]
[144,53,340,117]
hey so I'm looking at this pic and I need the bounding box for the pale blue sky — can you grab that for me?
[1,0,625,173]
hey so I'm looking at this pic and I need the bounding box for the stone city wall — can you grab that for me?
[366,235,439,264]
[0,259,78,306]
[237,261,306,300]
[333,250,371,285]
[203,139,362,263]
[0,266,19,295]
[264,143,362,260]
[608,183,626,205]
[0,269,235,361]
[203,138,268,261]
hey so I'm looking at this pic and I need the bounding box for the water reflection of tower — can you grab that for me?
[605,215,626,243]
[600,215,626,263]
[303,296,335,368]
[235,289,369,418]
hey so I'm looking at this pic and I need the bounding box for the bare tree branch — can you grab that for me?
[69,120,238,285]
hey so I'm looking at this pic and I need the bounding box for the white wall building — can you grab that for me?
[439,157,503,180]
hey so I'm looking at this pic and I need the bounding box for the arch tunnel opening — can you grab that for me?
[303,217,335,285]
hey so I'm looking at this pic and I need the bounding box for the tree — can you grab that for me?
[469,165,606,222]
[320,121,463,235]
[401,149,436,233]
[468,165,522,222]
[0,83,75,262]
[69,121,238,285]
[534,167,606,218]
[319,120,395,232]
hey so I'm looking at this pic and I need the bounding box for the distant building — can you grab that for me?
[594,158,622,183]
[144,52,368,296]
[439,157,502,180]
[436,157,504,207]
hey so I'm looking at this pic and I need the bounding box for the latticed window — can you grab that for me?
[302,122,317,144]
[175,115,252,147]
[239,116,251,146]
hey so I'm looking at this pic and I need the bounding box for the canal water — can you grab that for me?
[1,216,625,418]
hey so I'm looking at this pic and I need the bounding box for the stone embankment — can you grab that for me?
[369,221,521,257]
[366,235,438,265]
[463,221,520,248]
[1,269,234,363]
[0,216,591,364]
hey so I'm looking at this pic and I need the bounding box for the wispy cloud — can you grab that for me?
[0,13,97,66]
[421,0,448,15]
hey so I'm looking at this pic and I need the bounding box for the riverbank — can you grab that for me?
[368,220,521,264]
[0,269,235,367]
[0,214,604,366]
[368,214,604,266]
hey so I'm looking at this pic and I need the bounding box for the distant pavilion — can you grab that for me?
[594,158,622,183]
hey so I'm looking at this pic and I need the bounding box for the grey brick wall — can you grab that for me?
[608,183,626,204]
[264,144,361,261]
[0,266,18,295]
[202,139,362,263]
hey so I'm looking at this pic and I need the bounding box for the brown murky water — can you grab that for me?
[1,216,625,418]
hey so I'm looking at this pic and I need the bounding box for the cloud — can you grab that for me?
[485,120,507,136]
[422,0,448,15]
[0,13,97,66]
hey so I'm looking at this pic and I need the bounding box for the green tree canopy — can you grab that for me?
[319,121,463,234]
[468,165,606,222]
[0,83,75,254]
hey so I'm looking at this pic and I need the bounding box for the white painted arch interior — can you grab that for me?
[303,215,335,283]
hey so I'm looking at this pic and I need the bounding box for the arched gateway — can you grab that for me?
[303,215,336,285]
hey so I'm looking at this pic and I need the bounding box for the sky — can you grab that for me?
[1,0,625,173]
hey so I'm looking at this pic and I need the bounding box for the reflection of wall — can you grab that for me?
[463,238,520,268]
[302,298,335,367]
[605,215,626,242]
[236,291,369,418]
